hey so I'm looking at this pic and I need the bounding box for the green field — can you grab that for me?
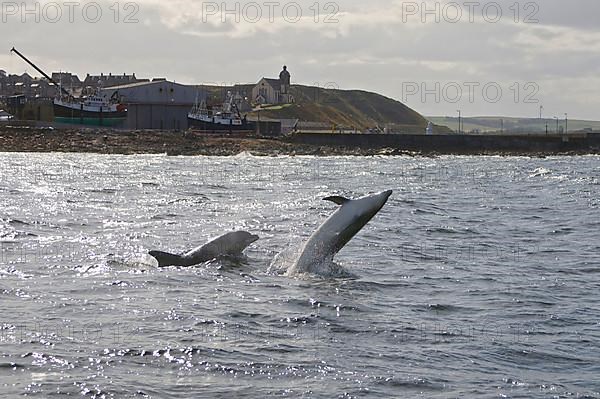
[202,84,450,133]
[428,116,600,134]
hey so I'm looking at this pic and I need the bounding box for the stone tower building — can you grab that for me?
[279,66,291,95]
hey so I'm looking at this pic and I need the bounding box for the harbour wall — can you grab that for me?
[288,133,600,154]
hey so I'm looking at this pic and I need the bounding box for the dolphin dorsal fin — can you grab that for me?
[323,196,351,206]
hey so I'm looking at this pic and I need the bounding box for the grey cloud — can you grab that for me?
[2,0,599,119]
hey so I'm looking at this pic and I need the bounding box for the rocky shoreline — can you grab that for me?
[0,127,598,157]
[0,127,419,157]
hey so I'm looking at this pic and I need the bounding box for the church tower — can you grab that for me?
[279,65,291,98]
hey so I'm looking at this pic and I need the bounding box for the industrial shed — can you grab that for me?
[101,80,205,130]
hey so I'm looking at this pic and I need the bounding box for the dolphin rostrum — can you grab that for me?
[149,231,259,267]
[283,190,393,276]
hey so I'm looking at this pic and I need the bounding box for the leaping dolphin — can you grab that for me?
[282,190,393,276]
[149,231,259,267]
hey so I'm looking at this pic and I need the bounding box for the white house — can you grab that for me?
[251,66,294,105]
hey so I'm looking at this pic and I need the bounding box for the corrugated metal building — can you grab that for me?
[101,80,205,130]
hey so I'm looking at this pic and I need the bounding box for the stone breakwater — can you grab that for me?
[1,127,598,156]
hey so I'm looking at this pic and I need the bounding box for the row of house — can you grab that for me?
[0,70,55,97]
[52,72,142,89]
[0,69,145,98]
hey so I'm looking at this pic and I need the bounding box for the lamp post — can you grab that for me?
[564,113,568,134]
[457,110,461,134]
[554,116,559,134]
[257,108,261,135]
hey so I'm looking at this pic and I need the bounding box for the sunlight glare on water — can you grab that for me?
[1,153,599,398]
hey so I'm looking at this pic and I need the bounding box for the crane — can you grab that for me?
[10,47,71,98]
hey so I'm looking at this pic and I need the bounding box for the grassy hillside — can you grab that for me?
[202,84,443,133]
[429,116,600,134]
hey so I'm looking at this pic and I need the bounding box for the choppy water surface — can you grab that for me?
[0,153,599,398]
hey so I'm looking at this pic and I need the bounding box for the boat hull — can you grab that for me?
[53,103,127,127]
[188,117,254,132]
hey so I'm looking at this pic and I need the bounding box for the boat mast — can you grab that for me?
[10,47,71,97]
[226,91,242,119]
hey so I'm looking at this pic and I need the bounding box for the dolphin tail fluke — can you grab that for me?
[149,251,185,267]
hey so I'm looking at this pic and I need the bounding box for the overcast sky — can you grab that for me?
[2,0,599,119]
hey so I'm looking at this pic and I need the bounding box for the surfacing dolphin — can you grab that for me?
[149,231,259,267]
[280,190,393,276]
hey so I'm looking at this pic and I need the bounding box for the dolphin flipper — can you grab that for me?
[149,251,187,267]
[323,196,350,205]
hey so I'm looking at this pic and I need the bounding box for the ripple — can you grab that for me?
[0,153,598,397]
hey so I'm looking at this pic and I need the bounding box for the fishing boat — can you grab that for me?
[188,92,253,132]
[53,91,127,126]
[10,47,127,127]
